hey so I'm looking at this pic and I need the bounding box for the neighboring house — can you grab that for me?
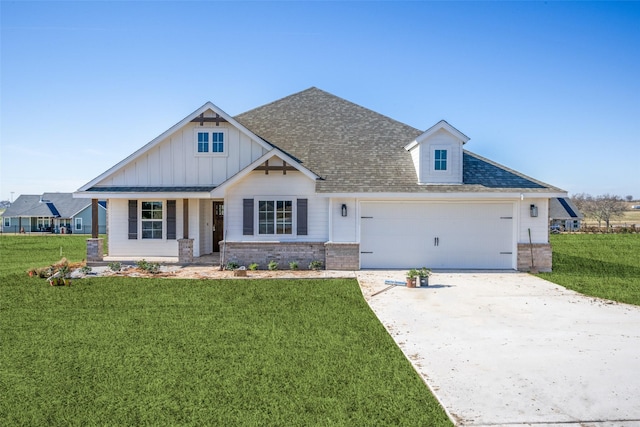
[549,197,583,232]
[75,88,566,271]
[1,193,106,234]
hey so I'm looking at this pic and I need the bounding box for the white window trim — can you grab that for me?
[75,217,83,231]
[430,145,453,176]
[194,128,228,157]
[255,197,296,237]
[3,217,10,227]
[140,200,164,240]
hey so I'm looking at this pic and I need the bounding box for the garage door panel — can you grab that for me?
[360,202,514,269]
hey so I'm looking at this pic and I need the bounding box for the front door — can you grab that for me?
[213,201,224,252]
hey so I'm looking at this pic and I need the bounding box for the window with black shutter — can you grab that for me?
[243,199,254,235]
[167,200,176,240]
[297,199,308,235]
[128,200,138,239]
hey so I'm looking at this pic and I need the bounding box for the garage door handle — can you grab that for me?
[434,237,439,246]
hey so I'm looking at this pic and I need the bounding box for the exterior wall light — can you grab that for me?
[341,204,348,217]
[530,204,538,217]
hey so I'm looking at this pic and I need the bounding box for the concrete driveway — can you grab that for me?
[356,271,640,427]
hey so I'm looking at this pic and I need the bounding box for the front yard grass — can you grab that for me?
[0,236,451,426]
[538,233,640,306]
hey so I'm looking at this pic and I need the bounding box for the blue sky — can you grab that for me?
[1,1,639,201]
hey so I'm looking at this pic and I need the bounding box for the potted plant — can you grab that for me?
[406,269,418,288]
[58,264,71,286]
[418,267,431,286]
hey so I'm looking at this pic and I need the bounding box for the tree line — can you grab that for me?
[571,193,632,228]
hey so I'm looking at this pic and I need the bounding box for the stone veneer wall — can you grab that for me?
[517,243,552,272]
[178,239,194,264]
[222,241,326,270]
[324,243,359,270]
[86,238,104,263]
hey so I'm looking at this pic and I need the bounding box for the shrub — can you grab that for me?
[309,260,323,271]
[226,261,239,271]
[108,262,121,272]
[80,265,92,274]
[268,260,278,271]
[248,263,259,271]
[289,261,299,270]
[136,260,160,274]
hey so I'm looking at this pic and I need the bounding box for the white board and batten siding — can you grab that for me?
[224,170,328,242]
[96,123,267,188]
[108,199,181,257]
[359,201,517,269]
[519,198,549,243]
[330,198,358,242]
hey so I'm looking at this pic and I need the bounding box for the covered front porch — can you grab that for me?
[93,252,222,267]
[85,197,225,265]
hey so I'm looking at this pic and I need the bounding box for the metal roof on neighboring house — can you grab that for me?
[235,87,562,194]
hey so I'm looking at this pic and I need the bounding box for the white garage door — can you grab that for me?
[360,202,514,269]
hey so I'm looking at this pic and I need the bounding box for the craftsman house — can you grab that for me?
[75,88,566,271]
[1,193,106,234]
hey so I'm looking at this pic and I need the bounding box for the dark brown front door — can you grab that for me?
[213,201,224,252]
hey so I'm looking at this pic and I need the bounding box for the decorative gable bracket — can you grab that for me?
[254,159,297,175]
[191,113,228,126]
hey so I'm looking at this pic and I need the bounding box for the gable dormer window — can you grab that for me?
[434,149,447,171]
[195,130,226,156]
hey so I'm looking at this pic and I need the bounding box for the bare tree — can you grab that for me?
[596,194,628,228]
[572,193,627,229]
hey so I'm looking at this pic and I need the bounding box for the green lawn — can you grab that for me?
[0,236,451,426]
[538,233,640,306]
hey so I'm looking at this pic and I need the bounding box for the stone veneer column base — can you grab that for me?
[517,243,552,272]
[178,239,194,264]
[86,238,104,263]
[324,242,360,270]
[222,241,326,270]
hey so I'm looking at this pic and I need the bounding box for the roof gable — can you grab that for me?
[77,102,274,192]
[405,120,470,151]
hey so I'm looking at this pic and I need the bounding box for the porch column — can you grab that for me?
[86,238,104,263]
[179,199,193,264]
[91,198,99,238]
[183,199,189,238]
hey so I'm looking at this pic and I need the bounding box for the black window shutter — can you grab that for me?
[297,199,308,236]
[243,199,254,235]
[128,200,138,239]
[167,200,176,240]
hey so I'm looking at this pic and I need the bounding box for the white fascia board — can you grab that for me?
[69,202,107,218]
[316,191,567,200]
[77,101,274,192]
[74,191,214,199]
[210,150,319,197]
[404,119,470,151]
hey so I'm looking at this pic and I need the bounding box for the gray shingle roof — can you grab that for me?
[2,195,53,217]
[2,193,100,219]
[549,197,584,220]
[235,87,562,193]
